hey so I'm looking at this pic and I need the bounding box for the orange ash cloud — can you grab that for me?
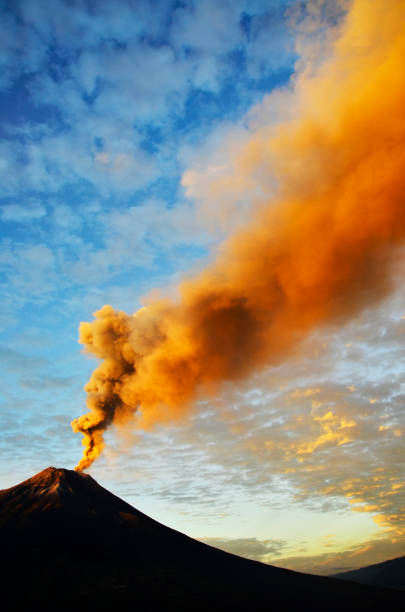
[72,0,405,471]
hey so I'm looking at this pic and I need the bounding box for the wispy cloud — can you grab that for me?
[1,202,47,222]
[1,0,404,574]
[200,536,289,562]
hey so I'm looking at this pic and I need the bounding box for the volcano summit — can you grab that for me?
[1,467,403,611]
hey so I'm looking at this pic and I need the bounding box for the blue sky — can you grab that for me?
[0,0,295,350]
[1,0,404,575]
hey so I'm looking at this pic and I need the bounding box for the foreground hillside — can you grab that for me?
[1,467,403,611]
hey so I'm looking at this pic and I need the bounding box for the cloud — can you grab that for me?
[0,0,298,206]
[1,0,404,574]
[0,242,56,299]
[8,123,159,196]
[51,204,82,231]
[94,284,404,570]
[79,42,190,122]
[244,5,296,79]
[21,374,77,391]
[0,345,48,372]
[200,536,288,561]
[1,203,47,222]
[0,7,46,90]
[71,0,405,480]
[275,534,405,576]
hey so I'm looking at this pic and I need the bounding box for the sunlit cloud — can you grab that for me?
[0,0,404,577]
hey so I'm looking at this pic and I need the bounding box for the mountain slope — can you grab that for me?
[332,555,405,590]
[1,467,404,611]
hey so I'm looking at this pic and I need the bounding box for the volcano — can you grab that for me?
[1,467,403,611]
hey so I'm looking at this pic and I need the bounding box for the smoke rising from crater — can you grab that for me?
[72,0,405,471]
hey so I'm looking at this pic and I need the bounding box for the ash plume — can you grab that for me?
[72,0,405,471]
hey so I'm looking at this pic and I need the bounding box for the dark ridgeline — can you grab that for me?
[332,555,405,590]
[1,467,404,611]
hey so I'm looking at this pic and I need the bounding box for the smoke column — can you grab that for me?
[72,0,405,471]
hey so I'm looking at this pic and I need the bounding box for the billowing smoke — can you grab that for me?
[72,0,405,471]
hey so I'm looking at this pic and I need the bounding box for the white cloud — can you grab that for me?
[245,9,295,79]
[0,8,47,90]
[0,242,56,299]
[78,42,190,122]
[1,0,298,206]
[171,1,244,56]
[1,203,47,222]
[51,204,81,230]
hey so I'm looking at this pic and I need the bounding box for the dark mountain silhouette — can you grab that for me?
[1,467,404,611]
[332,555,405,590]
